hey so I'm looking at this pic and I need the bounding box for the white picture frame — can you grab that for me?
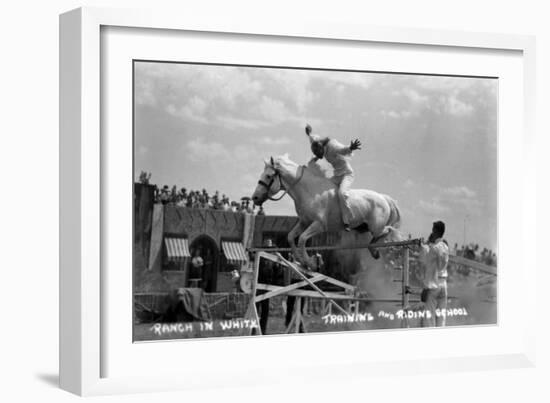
[59,6,537,396]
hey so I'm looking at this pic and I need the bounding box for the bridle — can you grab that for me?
[257,165,305,201]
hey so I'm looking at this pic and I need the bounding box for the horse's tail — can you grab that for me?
[384,195,402,229]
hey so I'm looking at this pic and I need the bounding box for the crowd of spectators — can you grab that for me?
[139,172,265,215]
[453,243,497,267]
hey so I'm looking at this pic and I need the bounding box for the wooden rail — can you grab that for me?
[249,238,422,253]
[249,239,497,277]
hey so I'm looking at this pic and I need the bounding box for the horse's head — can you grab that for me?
[251,156,284,206]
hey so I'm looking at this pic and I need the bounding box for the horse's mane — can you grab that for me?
[275,154,332,181]
[306,159,332,179]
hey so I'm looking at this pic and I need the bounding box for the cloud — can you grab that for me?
[258,136,292,146]
[359,161,400,176]
[261,69,315,113]
[262,69,372,113]
[386,86,431,118]
[442,186,477,199]
[217,116,271,130]
[404,179,415,189]
[185,138,260,174]
[385,75,489,121]
[136,63,265,125]
[419,184,481,217]
[324,72,374,90]
[134,75,157,107]
[414,76,484,92]
[381,109,413,120]
[419,199,450,215]
[136,63,384,133]
[445,95,474,116]
[136,62,325,130]
[257,95,291,123]
[167,96,210,124]
[186,138,226,162]
[402,88,429,105]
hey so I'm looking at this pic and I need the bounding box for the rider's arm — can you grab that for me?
[333,138,361,155]
[331,139,353,155]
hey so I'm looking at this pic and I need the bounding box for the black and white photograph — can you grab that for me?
[132,61,498,341]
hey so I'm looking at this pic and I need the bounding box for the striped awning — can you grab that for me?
[164,237,191,262]
[222,241,248,266]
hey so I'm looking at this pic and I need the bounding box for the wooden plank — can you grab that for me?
[276,254,350,316]
[147,204,164,271]
[257,251,283,264]
[243,299,261,336]
[371,298,421,303]
[315,274,357,292]
[295,298,301,333]
[246,250,263,336]
[285,313,295,333]
[258,251,357,292]
[134,292,168,296]
[449,255,497,275]
[255,285,370,301]
[254,275,325,302]
[289,267,356,292]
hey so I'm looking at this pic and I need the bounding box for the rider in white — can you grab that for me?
[305,124,361,232]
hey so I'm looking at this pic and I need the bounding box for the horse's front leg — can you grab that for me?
[369,226,403,259]
[297,221,325,270]
[287,221,306,259]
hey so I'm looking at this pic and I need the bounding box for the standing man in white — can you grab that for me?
[419,220,450,327]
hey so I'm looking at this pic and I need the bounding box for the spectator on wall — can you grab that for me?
[189,249,204,288]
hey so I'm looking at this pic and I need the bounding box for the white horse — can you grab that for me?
[251,154,402,269]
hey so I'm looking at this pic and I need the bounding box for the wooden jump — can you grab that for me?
[243,239,419,335]
[242,250,360,335]
[242,237,496,335]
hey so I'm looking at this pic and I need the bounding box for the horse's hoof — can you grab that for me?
[305,258,318,271]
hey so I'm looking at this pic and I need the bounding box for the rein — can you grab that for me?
[257,165,305,201]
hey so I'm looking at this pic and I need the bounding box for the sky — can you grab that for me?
[134,61,498,252]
